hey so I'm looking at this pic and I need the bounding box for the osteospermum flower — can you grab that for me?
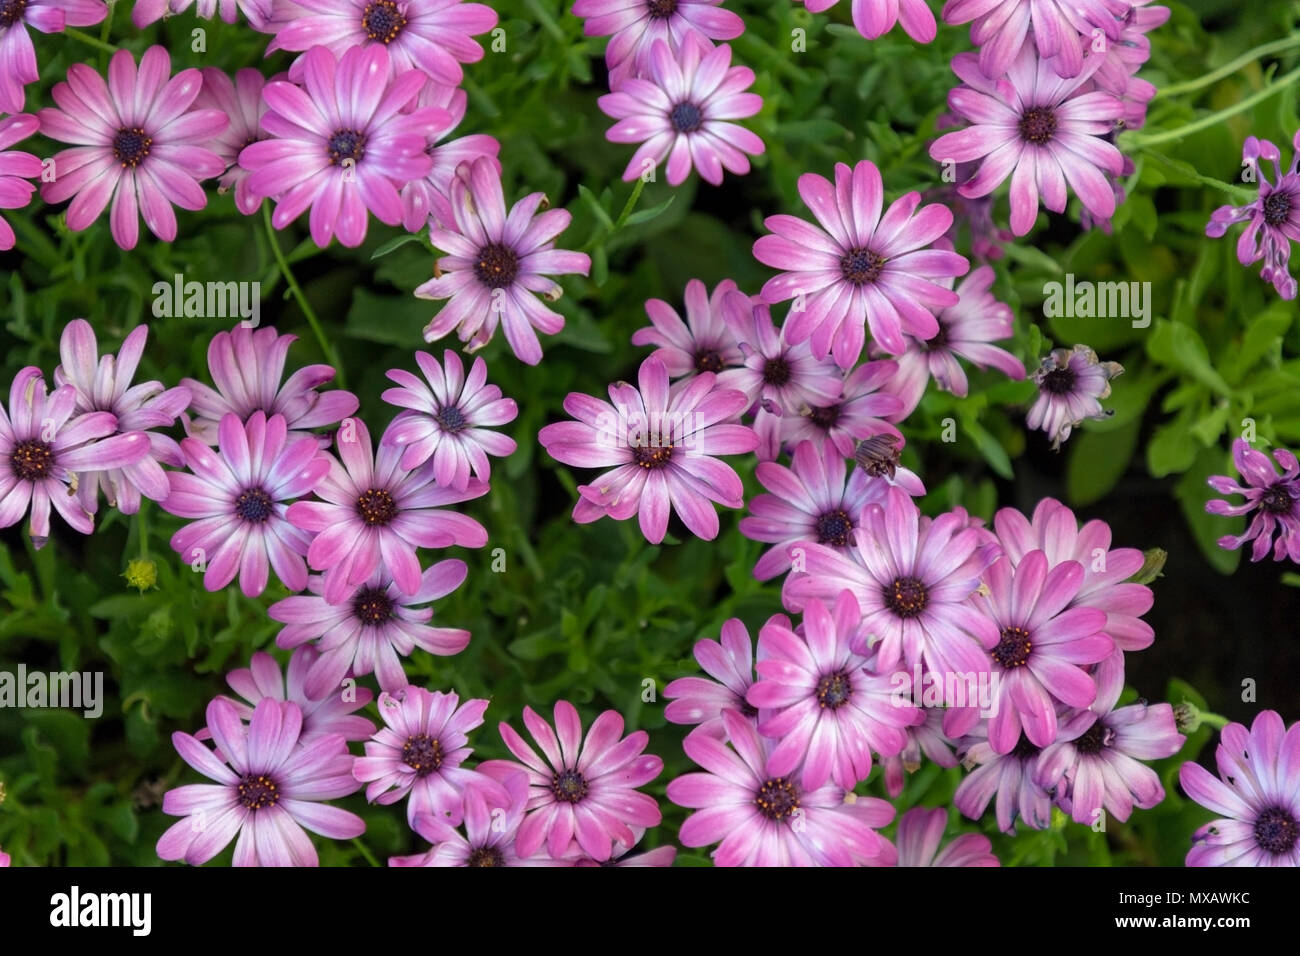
[804,0,936,43]
[0,0,107,112]
[1026,345,1122,449]
[631,278,747,379]
[287,417,488,604]
[779,359,903,459]
[133,0,268,25]
[0,113,40,249]
[1035,652,1184,824]
[895,807,999,866]
[269,0,498,87]
[941,0,1128,79]
[157,697,365,866]
[664,617,768,737]
[415,157,591,366]
[195,67,268,216]
[241,44,442,249]
[571,830,678,866]
[753,159,967,363]
[929,48,1125,238]
[353,687,499,826]
[1207,131,1300,300]
[954,727,1053,833]
[480,700,664,861]
[598,36,763,187]
[572,0,745,88]
[1180,709,1300,866]
[380,349,517,488]
[399,82,501,232]
[0,367,150,548]
[270,560,471,697]
[538,356,758,544]
[668,709,896,866]
[747,592,919,790]
[54,320,191,516]
[882,709,958,798]
[181,325,359,446]
[162,412,328,597]
[1093,0,1170,97]
[38,46,227,250]
[1206,438,1300,563]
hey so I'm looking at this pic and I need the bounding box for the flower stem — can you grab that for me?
[1198,711,1231,730]
[138,502,149,560]
[64,28,118,54]
[613,177,647,230]
[1127,64,1300,148]
[352,838,380,867]
[1156,35,1300,99]
[262,204,347,389]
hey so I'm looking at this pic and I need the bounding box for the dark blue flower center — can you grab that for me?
[10,439,53,482]
[1075,720,1108,755]
[474,241,519,289]
[883,575,928,618]
[815,670,853,710]
[992,625,1033,668]
[235,487,274,523]
[467,846,506,866]
[920,321,950,352]
[1254,806,1298,855]
[808,403,840,429]
[762,356,791,386]
[815,509,852,546]
[237,773,280,810]
[754,777,799,821]
[0,0,27,27]
[1019,107,1058,145]
[1041,366,1076,395]
[356,488,398,525]
[551,768,588,803]
[1264,190,1294,227]
[362,0,406,43]
[113,127,153,168]
[352,586,394,625]
[669,102,704,133]
[435,404,469,433]
[647,0,677,17]
[839,246,886,284]
[401,734,443,777]
[694,348,725,373]
[1011,734,1041,761]
[632,444,673,468]
[328,128,367,165]
[1261,484,1295,514]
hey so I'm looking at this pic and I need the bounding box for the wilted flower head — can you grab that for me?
[1026,345,1122,449]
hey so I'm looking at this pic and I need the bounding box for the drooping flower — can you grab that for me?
[894,806,999,866]
[480,700,663,861]
[195,67,269,216]
[268,0,498,87]
[572,0,745,88]
[415,157,591,366]
[668,709,896,865]
[181,325,359,447]
[1180,709,1300,866]
[0,0,108,113]
[538,356,757,544]
[1206,438,1300,563]
[133,0,270,27]
[156,697,365,866]
[1026,345,1122,449]
[664,617,766,738]
[399,81,501,232]
[0,367,150,548]
[38,46,228,250]
[380,349,517,489]
[270,560,471,697]
[287,417,487,603]
[598,36,763,187]
[631,278,747,379]
[1207,131,1300,300]
[929,48,1125,237]
[953,727,1053,833]
[754,158,967,364]
[778,359,903,458]
[941,0,1128,79]
[804,0,936,43]
[0,113,40,249]
[52,320,191,517]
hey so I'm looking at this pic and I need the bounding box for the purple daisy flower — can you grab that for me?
[156,697,365,866]
[181,325,359,447]
[1206,438,1300,563]
[783,485,999,678]
[133,0,270,26]
[804,0,936,43]
[287,417,488,604]
[399,81,501,232]
[716,291,843,460]
[572,0,746,89]
[1180,709,1300,866]
[537,356,758,544]
[977,550,1113,753]
[747,591,919,790]
[54,319,191,517]
[268,0,498,87]
[953,726,1053,833]
[1093,1,1170,96]
[0,367,150,548]
[1026,345,1122,450]
[779,360,903,461]
[929,48,1125,237]
[664,617,767,738]
[195,67,269,216]
[415,157,591,366]
[481,700,664,861]
[1035,652,1184,824]
[269,560,471,697]
[380,349,518,489]
[0,0,106,113]
[37,46,227,251]
[668,709,896,866]
[630,277,747,379]
[162,411,329,598]
[941,0,1128,79]
[882,708,958,798]
[1207,131,1300,300]
[754,159,967,363]
[894,806,999,866]
[0,113,40,249]
[598,36,763,187]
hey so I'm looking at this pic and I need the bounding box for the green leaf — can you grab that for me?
[1146,320,1233,397]
[1147,412,1199,477]
[1174,446,1241,575]
[1066,416,1140,505]
[370,233,426,259]
[623,195,676,227]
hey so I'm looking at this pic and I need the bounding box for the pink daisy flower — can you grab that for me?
[1206,438,1300,563]
[240,44,442,249]
[754,159,967,364]
[941,0,1128,79]
[882,708,958,798]
[157,697,365,866]
[133,0,270,26]
[37,46,228,251]
[481,700,663,861]
[778,359,903,459]
[572,0,746,89]
[287,416,488,604]
[631,277,747,379]
[0,367,150,548]
[380,349,518,489]
[0,113,40,249]
[1026,344,1122,449]
[894,806,999,866]
[538,356,758,544]
[415,157,591,366]
[195,67,269,216]
[664,616,767,737]
[181,325,359,447]
[928,48,1125,237]
[953,726,1053,833]
[0,0,107,113]
[804,0,936,43]
[162,411,329,597]
[269,559,471,697]
[268,0,498,87]
[399,82,501,232]
[598,36,764,187]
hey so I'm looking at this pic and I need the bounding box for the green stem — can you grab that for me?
[1198,711,1231,730]
[262,205,346,388]
[613,177,647,230]
[1128,64,1300,148]
[352,838,380,867]
[1156,34,1300,99]
[64,28,118,54]
[138,502,149,561]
